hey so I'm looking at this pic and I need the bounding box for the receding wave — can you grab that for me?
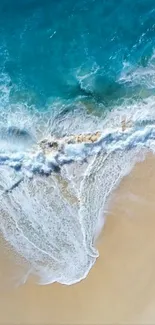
[0,97,154,284]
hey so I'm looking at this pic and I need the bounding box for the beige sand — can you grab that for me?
[1,154,155,324]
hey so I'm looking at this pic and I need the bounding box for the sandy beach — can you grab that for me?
[1,153,155,324]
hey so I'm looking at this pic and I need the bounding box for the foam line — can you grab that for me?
[0,125,154,182]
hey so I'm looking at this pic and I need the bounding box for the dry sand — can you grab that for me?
[1,154,155,324]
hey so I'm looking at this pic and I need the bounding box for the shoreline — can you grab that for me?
[0,153,155,323]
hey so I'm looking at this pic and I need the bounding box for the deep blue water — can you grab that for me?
[1,0,155,111]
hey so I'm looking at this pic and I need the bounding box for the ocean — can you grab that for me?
[0,0,155,286]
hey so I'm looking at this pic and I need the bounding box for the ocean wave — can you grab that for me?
[0,120,154,181]
[0,101,154,285]
[1,71,155,285]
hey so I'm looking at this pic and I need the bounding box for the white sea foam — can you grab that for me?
[1,73,155,284]
[0,121,155,180]
[75,61,100,93]
[119,51,155,89]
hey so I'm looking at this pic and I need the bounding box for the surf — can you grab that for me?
[0,103,153,285]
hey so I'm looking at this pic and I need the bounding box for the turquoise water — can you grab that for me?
[1,0,155,109]
[1,1,155,285]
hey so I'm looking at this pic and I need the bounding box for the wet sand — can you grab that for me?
[1,153,155,324]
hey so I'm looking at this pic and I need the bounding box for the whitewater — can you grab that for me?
[0,92,155,285]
